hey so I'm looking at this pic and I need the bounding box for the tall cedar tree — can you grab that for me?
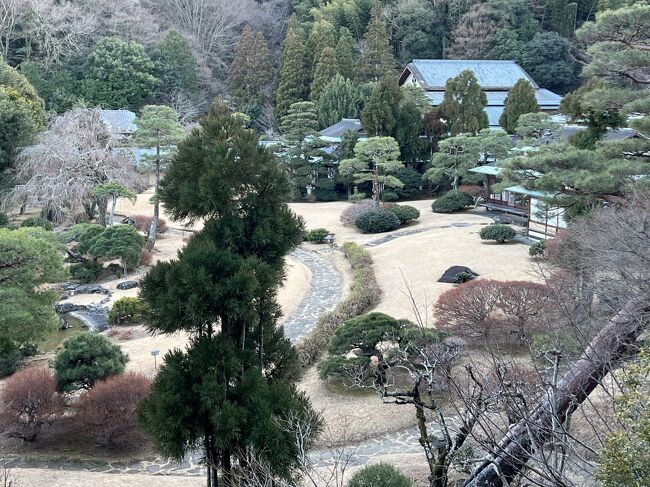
[336,27,357,80]
[361,78,402,136]
[310,47,340,102]
[439,69,488,135]
[276,25,309,121]
[227,26,273,109]
[306,20,337,75]
[318,74,363,128]
[138,103,318,487]
[395,99,425,167]
[499,79,540,133]
[358,2,396,82]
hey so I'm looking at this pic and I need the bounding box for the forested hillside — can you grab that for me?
[0,0,609,127]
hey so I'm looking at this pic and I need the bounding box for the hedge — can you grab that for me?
[296,242,381,368]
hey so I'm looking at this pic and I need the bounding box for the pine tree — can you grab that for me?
[499,79,540,133]
[306,20,337,74]
[318,74,363,128]
[227,26,273,109]
[276,25,309,121]
[138,102,319,487]
[358,1,396,82]
[361,78,402,136]
[336,27,357,81]
[280,101,334,196]
[310,47,340,102]
[439,69,488,135]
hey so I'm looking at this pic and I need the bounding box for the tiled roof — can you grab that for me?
[99,109,136,136]
[319,118,364,138]
[403,60,538,90]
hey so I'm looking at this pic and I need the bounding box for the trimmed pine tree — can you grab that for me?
[499,78,540,133]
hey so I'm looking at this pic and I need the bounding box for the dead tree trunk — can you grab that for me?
[463,296,650,487]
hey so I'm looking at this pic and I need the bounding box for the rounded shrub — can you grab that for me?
[348,192,367,204]
[354,208,400,234]
[108,297,148,325]
[381,191,398,202]
[348,464,412,487]
[387,205,420,224]
[529,239,546,257]
[70,261,104,283]
[431,190,474,213]
[453,271,476,284]
[305,228,330,244]
[480,224,517,243]
[20,217,53,231]
[340,199,374,225]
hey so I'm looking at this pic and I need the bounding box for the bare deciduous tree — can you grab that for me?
[142,0,260,70]
[4,107,142,222]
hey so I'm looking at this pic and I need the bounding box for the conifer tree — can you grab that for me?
[138,102,319,487]
[499,79,540,133]
[361,78,402,136]
[306,20,337,74]
[358,1,396,82]
[155,30,199,95]
[318,74,363,128]
[310,47,340,102]
[336,27,357,81]
[439,69,488,135]
[280,101,333,196]
[227,26,273,110]
[276,24,308,121]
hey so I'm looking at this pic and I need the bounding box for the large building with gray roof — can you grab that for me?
[398,60,563,127]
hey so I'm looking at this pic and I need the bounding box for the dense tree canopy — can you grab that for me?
[439,69,488,135]
[83,36,160,110]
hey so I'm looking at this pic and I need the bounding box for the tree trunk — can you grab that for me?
[463,297,650,487]
[96,197,108,226]
[108,195,117,226]
[123,259,128,279]
[372,167,380,207]
[147,142,161,250]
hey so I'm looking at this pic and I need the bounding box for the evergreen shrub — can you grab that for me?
[431,190,474,213]
[387,204,420,224]
[21,217,53,230]
[480,224,517,243]
[355,208,400,233]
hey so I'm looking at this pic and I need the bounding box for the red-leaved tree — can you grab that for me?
[0,368,64,441]
[435,279,553,344]
[74,372,152,448]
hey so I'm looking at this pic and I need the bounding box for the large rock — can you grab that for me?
[437,266,479,284]
[74,284,110,295]
[117,280,139,290]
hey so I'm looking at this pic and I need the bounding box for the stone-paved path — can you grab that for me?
[363,222,479,248]
[282,247,343,342]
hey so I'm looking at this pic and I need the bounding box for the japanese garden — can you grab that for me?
[0,1,649,486]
